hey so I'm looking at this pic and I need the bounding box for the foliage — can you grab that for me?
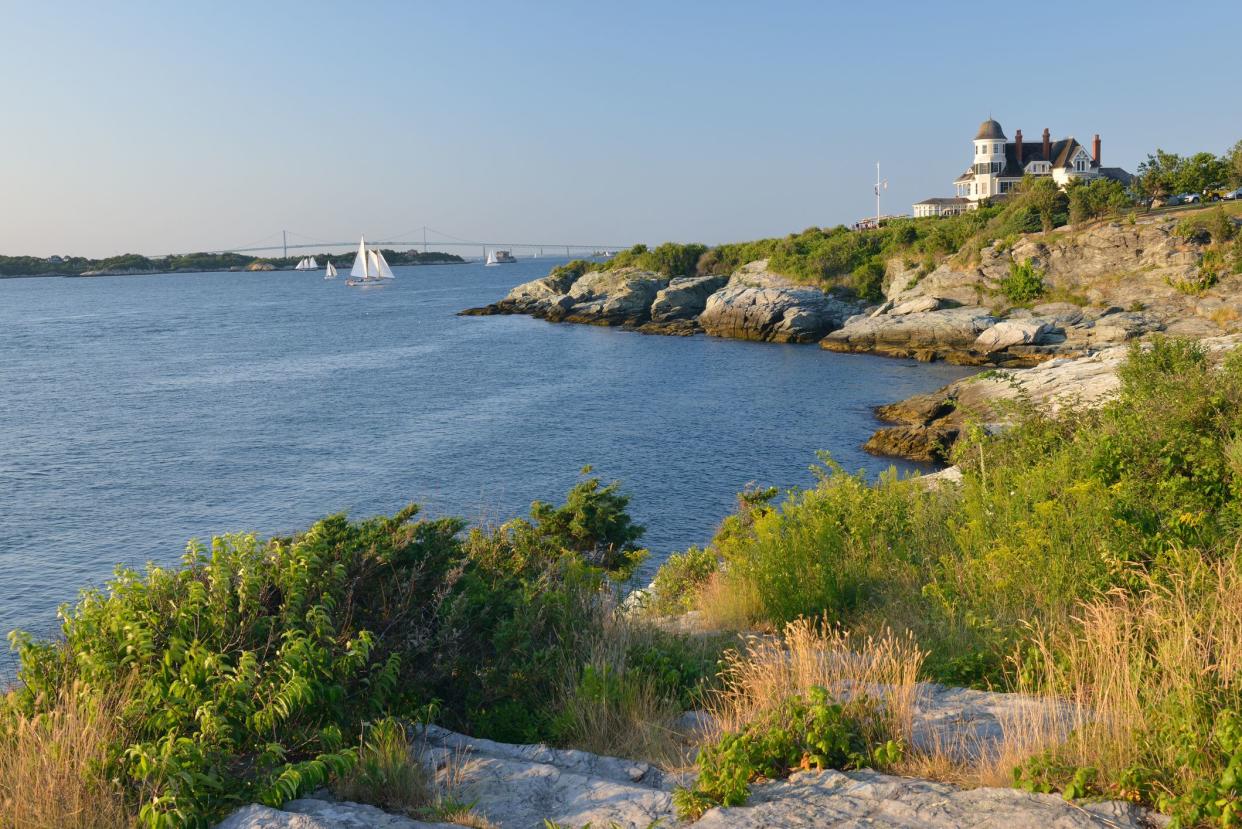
[2,472,665,826]
[674,686,899,819]
[604,242,708,277]
[1000,258,1046,303]
[1066,178,1133,224]
[333,718,432,815]
[1136,147,1234,199]
[528,468,647,576]
[1016,176,1067,233]
[644,546,717,616]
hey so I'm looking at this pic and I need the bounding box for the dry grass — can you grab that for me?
[705,616,925,748]
[0,681,136,829]
[694,570,766,633]
[554,616,694,769]
[1016,557,1242,790]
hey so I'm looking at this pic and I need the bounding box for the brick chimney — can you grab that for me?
[1093,134,1101,165]
[1042,128,1051,161]
[1015,129,1023,165]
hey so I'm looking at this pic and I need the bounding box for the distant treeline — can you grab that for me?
[0,249,464,277]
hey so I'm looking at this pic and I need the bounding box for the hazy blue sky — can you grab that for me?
[2,0,1239,257]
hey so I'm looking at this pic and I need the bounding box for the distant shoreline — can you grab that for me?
[0,260,472,280]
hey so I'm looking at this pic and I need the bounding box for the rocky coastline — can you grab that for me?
[464,214,1241,463]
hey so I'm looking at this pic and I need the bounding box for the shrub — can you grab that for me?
[1067,178,1133,225]
[675,686,900,818]
[645,545,717,616]
[528,468,647,576]
[850,256,887,302]
[3,473,659,826]
[1000,258,1046,303]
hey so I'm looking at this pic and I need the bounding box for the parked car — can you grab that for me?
[1178,193,1201,204]
[1223,187,1242,201]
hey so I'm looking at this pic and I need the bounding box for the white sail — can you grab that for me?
[373,249,395,279]
[324,261,337,279]
[350,237,369,278]
[308,257,318,269]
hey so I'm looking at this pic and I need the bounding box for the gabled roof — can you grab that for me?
[915,196,971,205]
[1099,167,1134,186]
[994,137,1096,177]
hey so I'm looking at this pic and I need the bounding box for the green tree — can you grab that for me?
[1016,176,1066,233]
[1177,152,1230,195]
[1067,178,1133,224]
[1225,139,1242,188]
[1135,149,1183,200]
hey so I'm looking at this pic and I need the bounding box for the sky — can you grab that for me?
[2,0,1239,258]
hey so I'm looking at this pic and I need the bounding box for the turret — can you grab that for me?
[974,118,1007,163]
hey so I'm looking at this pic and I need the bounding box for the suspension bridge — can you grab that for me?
[164,226,635,260]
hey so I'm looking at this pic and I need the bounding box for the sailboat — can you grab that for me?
[294,256,319,271]
[345,236,395,287]
[323,261,338,280]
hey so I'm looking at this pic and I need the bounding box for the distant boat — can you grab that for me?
[486,249,516,265]
[294,256,319,271]
[345,236,395,287]
[323,261,338,280]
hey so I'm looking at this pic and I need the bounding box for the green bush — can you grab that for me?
[2,473,663,826]
[1067,178,1133,225]
[1000,258,1046,303]
[674,686,900,819]
[645,546,717,616]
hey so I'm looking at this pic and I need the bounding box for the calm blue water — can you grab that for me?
[0,260,974,653]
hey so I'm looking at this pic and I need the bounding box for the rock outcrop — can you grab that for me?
[462,259,863,344]
[546,267,669,326]
[820,306,999,363]
[866,333,1242,462]
[694,769,1162,829]
[697,261,861,343]
[464,215,1239,364]
[220,683,1164,828]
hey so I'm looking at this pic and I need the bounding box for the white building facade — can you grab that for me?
[914,119,1129,218]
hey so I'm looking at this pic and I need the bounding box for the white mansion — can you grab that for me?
[913,118,1132,218]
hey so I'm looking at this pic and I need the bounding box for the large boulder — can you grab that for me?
[547,267,669,326]
[974,319,1054,353]
[459,267,585,316]
[699,261,856,343]
[650,274,728,322]
[821,306,998,361]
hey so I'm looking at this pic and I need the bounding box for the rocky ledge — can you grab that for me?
[464,216,1239,364]
[220,684,1163,829]
[867,332,1242,462]
[462,260,864,344]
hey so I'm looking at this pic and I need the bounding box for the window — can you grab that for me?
[995,143,1001,153]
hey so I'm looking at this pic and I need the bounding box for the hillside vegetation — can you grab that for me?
[649,338,1242,825]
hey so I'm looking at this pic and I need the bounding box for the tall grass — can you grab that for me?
[706,617,925,749]
[0,681,137,829]
[1014,555,1242,814]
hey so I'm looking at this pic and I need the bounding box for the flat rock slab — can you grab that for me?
[696,769,1165,829]
[217,800,457,829]
[417,724,675,829]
